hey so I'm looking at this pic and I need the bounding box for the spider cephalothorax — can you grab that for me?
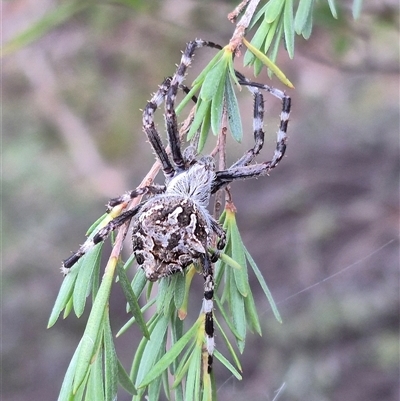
[62,39,291,373]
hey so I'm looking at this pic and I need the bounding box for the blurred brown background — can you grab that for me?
[3,1,399,400]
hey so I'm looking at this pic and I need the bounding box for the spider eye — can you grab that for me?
[135,253,144,265]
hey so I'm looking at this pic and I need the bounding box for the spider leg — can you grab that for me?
[143,77,176,179]
[61,203,144,274]
[230,77,265,168]
[165,40,222,172]
[201,252,215,374]
[211,71,291,193]
[106,184,166,211]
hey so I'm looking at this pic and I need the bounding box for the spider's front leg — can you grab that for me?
[61,203,143,274]
[106,184,166,211]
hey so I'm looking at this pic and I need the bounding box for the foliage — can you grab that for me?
[5,0,367,400]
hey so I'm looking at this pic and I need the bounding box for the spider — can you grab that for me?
[62,39,291,374]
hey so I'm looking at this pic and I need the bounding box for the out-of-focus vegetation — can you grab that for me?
[3,1,399,400]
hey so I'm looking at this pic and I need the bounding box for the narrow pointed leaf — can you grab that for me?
[214,315,243,372]
[73,244,103,317]
[327,0,338,19]
[244,17,270,66]
[135,315,169,386]
[48,267,78,327]
[210,74,226,135]
[104,316,118,401]
[73,257,116,393]
[130,314,161,385]
[192,50,224,87]
[228,272,246,353]
[213,350,242,380]
[117,264,149,339]
[138,317,202,388]
[244,248,282,323]
[294,0,313,34]
[352,0,363,19]
[197,103,211,152]
[214,296,243,341]
[243,37,294,88]
[117,359,137,395]
[187,99,211,140]
[264,0,285,23]
[200,58,228,102]
[116,298,156,337]
[243,285,262,335]
[185,344,202,401]
[85,349,104,401]
[225,76,243,142]
[284,0,295,59]
[57,340,82,401]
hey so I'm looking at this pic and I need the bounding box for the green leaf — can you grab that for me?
[172,341,196,386]
[268,21,284,77]
[244,248,282,324]
[117,298,156,337]
[200,57,228,102]
[117,359,137,395]
[294,0,313,35]
[57,340,81,401]
[244,17,270,67]
[73,258,116,393]
[3,1,88,56]
[264,14,280,56]
[210,74,226,135]
[248,2,269,30]
[184,344,202,401]
[284,0,295,59]
[264,0,285,23]
[85,348,104,401]
[187,98,211,140]
[213,315,243,372]
[130,314,161,385]
[173,273,186,311]
[214,296,243,341]
[327,0,338,19]
[352,0,363,19]
[130,268,147,298]
[228,219,248,297]
[192,49,224,87]
[197,103,211,153]
[147,367,163,401]
[135,315,169,386]
[104,316,118,401]
[73,244,103,317]
[225,76,243,143]
[301,1,314,39]
[86,213,108,236]
[117,264,150,339]
[242,37,294,88]
[138,317,202,388]
[176,83,201,115]
[213,350,242,380]
[48,267,78,328]
[228,272,246,353]
[243,285,262,335]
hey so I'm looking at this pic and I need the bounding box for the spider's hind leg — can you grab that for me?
[201,252,215,374]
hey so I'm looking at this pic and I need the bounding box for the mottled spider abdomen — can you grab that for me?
[132,195,212,281]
